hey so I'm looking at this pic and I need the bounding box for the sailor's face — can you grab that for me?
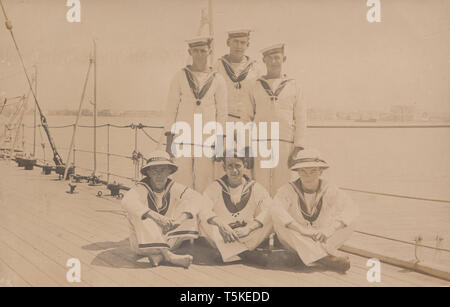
[227,37,249,57]
[297,167,323,184]
[263,52,286,72]
[147,165,171,190]
[189,45,211,63]
[224,158,244,185]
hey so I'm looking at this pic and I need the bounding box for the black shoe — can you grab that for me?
[268,250,301,267]
[239,250,269,267]
[317,255,351,273]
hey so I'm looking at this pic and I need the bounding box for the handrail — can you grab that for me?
[13,121,450,204]
[22,122,450,130]
[354,230,450,253]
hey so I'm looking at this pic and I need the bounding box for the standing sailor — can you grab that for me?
[163,37,228,192]
[121,150,207,268]
[199,148,273,264]
[215,30,259,122]
[243,43,307,196]
[271,149,359,272]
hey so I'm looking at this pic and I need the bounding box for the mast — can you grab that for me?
[63,54,94,181]
[93,39,97,177]
[197,0,214,65]
[0,0,64,166]
[208,0,214,64]
[33,65,37,157]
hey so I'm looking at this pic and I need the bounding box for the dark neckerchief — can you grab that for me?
[220,55,254,89]
[137,177,175,216]
[183,66,216,106]
[289,178,327,224]
[257,75,293,102]
[215,175,255,214]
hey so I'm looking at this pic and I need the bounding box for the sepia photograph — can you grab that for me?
[0,0,449,291]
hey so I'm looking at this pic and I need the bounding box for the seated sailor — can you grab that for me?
[199,148,273,264]
[121,150,205,268]
[271,148,359,272]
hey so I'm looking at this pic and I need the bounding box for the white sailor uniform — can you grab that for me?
[243,75,307,196]
[215,55,259,122]
[271,179,359,266]
[121,177,204,256]
[200,175,273,262]
[163,66,228,192]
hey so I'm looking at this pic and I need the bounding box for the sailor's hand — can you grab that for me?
[170,213,191,230]
[218,223,240,243]
[234,226,251,238]
[157,216,173,233]
[312,231,327,243]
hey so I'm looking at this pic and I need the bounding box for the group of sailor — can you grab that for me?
[121,30,359,272]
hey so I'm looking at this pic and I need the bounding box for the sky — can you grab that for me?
[0,0,449,114]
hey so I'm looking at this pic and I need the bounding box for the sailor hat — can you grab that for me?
[290,148,329,171]
[186,36,214,48]
[227,29,252,39]
[260,43,285,56]
[140,150,178,175]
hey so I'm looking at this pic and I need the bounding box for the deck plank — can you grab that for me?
[0,257,30,287]
[0,225,89,286]
[0,199,174,286]
[0,216,120,286]
[0,240,59,286]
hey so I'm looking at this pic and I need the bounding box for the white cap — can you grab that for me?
[290,148,329,171]
[227,29,252,38]
[140,150,178,175]
[260,43,285,56]
[186,36,213,48]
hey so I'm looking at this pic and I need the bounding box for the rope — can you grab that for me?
[75,165,135,181]
[1,0,63,166]
[109,124,134,129]
[354,230,450,253]
[140,124,164,129]
[24,124,75,129]
[342,187,450,204]
[74,148,132,160]
[308,124,450,129]
[79,124,110,128]
[18,122,450,130]
[0,98,7,116]
[140,127,159,143]
[0,96,24,115]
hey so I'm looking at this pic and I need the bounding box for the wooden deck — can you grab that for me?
[0,160,448,287]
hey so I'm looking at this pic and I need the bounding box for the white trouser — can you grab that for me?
[127,213,199,256]
[199,218,273,262]
[272,207,354,266]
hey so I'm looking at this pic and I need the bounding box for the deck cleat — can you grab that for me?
[55,165,75,180]
[88,174,102,186]
[107,182,125,199]
[68,183,77,194]
[23,158,36,170]
[42,164,52,175]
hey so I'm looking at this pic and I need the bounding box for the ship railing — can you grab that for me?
[8,121,450,264]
